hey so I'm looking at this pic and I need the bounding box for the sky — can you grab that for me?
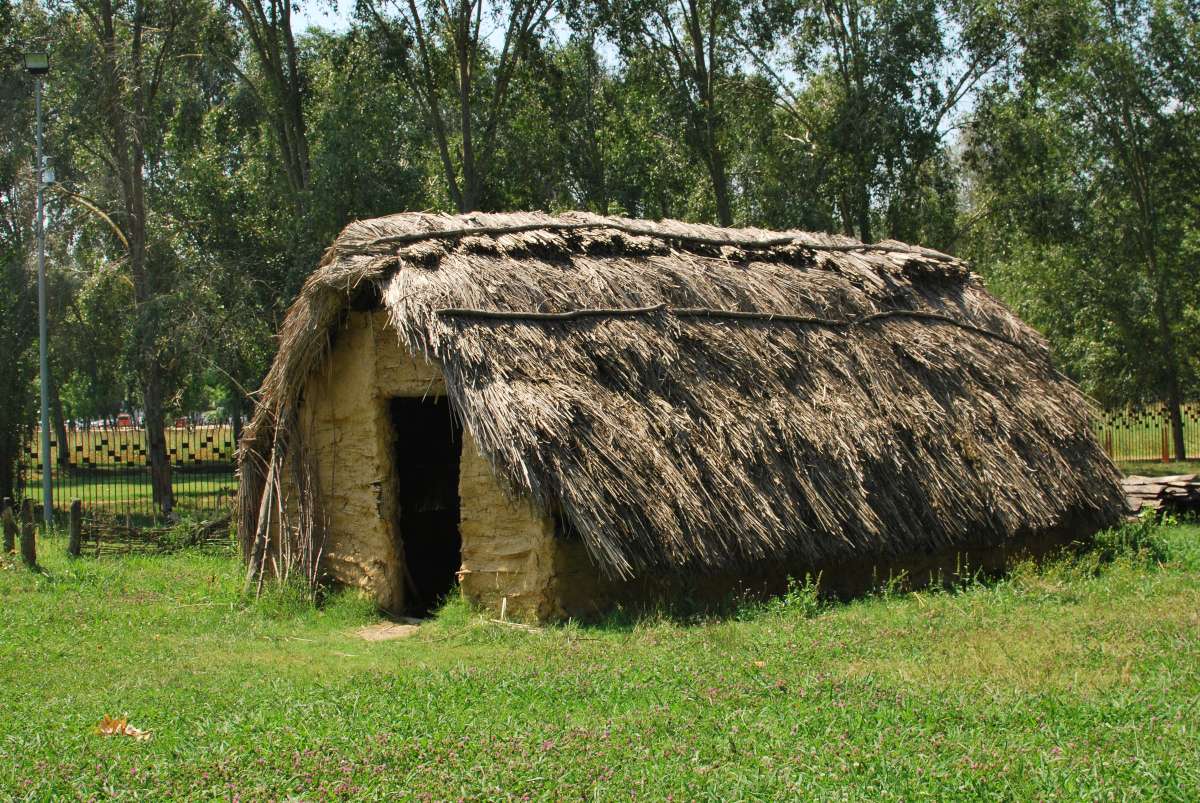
[292,0,353,34]
[288,2,579,56]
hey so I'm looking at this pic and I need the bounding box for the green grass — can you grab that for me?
[2,522,1199,799]
[21,471,236,520]
[1117,459,1200,477]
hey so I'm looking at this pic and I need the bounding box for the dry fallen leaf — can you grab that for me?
[753,660,766,668]
[96,715,152,742]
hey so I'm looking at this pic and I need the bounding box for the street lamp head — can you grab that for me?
[23,52,50,76]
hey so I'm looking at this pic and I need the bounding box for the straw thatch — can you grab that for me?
[238,211,1124,583]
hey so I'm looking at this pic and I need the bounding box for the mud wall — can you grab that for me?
[293,310,444,613]
[458,434,572,620]
[292,309,570,617]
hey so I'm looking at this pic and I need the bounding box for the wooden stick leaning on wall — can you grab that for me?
[244,454,277,594]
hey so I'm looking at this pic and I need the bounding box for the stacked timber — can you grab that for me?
[1122,474,1200,515]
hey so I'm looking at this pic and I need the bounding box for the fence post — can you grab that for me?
[68,499,82,558]
[20,498,37,568]
[2,498,15,554]
[1162,427,1170,464]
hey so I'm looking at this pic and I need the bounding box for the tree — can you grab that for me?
[53,0,222,515]
[225,0,312,210]
[964,0,1200,459]
[359,0,556,212]
[168,28,434,433]
[592,0,746,225]
[742,0,1016,244]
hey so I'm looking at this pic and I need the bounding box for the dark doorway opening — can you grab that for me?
[391,397,463,617]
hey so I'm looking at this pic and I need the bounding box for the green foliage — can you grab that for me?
[742,573,825,620]
[2,0,1196,498]
[155,514,236,553]
[963,0,1200,429]
[1090,512,1174,566]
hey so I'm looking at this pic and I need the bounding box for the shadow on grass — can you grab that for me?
[415,514,1198,635]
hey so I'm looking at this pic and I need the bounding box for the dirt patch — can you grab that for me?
[355,621,421,641]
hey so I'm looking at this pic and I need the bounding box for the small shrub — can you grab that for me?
[1091,512,1172,566]
[877,569,910,599]
[758,574,824,620]
[158,515,207,551]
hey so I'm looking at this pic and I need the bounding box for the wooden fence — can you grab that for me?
[1091,403,1198,463]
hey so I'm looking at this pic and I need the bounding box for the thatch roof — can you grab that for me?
[238,211,1124,581]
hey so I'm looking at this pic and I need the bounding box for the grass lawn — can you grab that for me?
[22,471,236,516]
[1118,459,1200,477]
[1,523,1199,799]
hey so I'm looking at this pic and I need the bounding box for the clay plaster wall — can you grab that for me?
[291,309,576,618]
[458,435,572,620]
[293,310,444,613]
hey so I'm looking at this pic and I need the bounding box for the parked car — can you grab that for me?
[116,413,133,428]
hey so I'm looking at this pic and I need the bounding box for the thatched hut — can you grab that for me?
[238,211,1124,619]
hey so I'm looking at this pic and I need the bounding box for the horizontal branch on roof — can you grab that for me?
[434,304,1028,351]
[365,220,959,262]
[436,303,669,321]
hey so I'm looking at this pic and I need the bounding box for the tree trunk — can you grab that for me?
[143,365,174,517]
[708,149,733,227]
[280,2,310,195]
[855,177,872,243]
[1164,366,1187,461]
[97,0,175,519]
[457,23,479,212]
[1151,258,1186,461]
[51,378,69,469]
[838,190,855,236]
[229,384,244,448]
[1169,405,1186,460]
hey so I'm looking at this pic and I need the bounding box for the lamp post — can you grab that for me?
[24,52,52,526]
